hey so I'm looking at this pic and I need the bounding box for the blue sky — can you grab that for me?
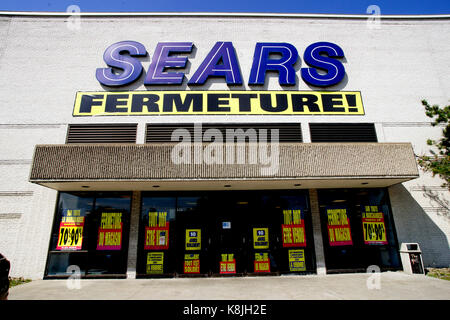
[1,0,449,14]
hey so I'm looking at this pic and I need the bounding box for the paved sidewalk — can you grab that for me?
[8,272,450,300]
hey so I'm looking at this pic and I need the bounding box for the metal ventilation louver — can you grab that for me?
[145,123,302,143]
[309,123,377,142]
[66,124,137,143]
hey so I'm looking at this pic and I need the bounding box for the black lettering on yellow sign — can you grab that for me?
[361,205,388,245]
[363,222,386,241]
[253,228,269,249]
[186,229,201,250]
[289,249,306,272]
[146,252,164,274]
[73,91,364,116]
[57,225,83,249]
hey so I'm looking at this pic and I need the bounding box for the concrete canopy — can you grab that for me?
[29,142,419,191]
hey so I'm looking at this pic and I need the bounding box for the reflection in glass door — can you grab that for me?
[45,192,131,279]
[176,197,209,276]
[318,188,401,273]
[137,197,175,277]
[210,195,247,276]
[137,190,316,278]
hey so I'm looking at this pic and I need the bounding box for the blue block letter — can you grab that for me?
[96,41,147,87]
[188,42,242,85]
[301,42,346,87]
[145,42,193,85]
[248,43,298,86]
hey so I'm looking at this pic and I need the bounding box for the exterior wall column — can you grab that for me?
[126,191,141,279]
[309,189,327,275]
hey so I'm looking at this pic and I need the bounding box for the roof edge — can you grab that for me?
[30,176,420,183]
[1,11,449,20]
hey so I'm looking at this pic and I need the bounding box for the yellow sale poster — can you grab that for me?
[146,252,164,274]
[144,211,169,250]
[56,209,84,250]
[289,249,306,272]
[254,252,270,273]
[326,207,353,246]
[253,228,269,249]
[185,229,201,250]
[97,212,123,250]
[184,254,200,274]
[57,224,84,250]
[282,209,306,247]
[220,253,236,274]
[362,206,388,245]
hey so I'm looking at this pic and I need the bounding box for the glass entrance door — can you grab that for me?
[176,196,210,276]
[318,188,401,273]
[209,194,248,276]
[137,190,316,278]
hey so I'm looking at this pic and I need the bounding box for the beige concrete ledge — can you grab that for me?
[29,143,419,191]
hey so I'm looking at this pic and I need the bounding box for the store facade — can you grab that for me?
[0,12,449,279]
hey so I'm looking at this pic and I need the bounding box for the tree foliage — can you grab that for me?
[417,100,450,189]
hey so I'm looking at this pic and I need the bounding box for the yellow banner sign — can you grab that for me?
[254,252,270,273]
[73,91,364,116]
[289,249,306,272]
[146,252,164,274]
[253,228,269,249]
[185,229,201,250]
[220,253,236,274]
[145,211,170,250]
[57,209,84,250]
[144,227,169,250]
[97,212,123,250]
[282,209,306,247]
[326,207,353,246]
[184,254,200,274]
[57,224,83,250]
[362,206,388,245]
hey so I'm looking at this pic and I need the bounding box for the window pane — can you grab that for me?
[46,192,131,278]
[137,196,176,277]
[318,188,401,272]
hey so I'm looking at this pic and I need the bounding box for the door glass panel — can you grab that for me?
[137,197,176,277]
[86,193,131,275]
[45,192,131,278]
[318,188,401,272]
[137,190,315,277]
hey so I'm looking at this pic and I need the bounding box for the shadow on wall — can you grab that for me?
[389,184,450,268]
[422,186,450,220]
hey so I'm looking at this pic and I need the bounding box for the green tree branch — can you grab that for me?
[417,100,450,189]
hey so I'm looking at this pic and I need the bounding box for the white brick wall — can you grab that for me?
[0,14,449,278]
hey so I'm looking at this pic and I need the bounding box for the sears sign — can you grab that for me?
[96,41,346,88]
